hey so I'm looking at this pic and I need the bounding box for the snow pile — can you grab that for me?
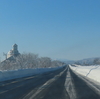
[69,65,100,83]
[0,66,65,82]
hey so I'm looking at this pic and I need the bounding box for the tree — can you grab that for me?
[15,53,39,69]
[93,58,100,65]
[0,52,64,70]
[39,57,51,68]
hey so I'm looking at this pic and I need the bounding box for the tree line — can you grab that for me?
[0,53,65,70]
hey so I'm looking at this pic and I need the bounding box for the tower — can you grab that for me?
[12,44,20,57]
[7,44,20,59]
[13,44,18,51]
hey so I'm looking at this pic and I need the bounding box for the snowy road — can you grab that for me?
[0,67,66,99]
[0,66,100,99]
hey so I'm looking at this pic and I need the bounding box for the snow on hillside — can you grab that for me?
[69,65,100,83]
[75,57,100,65]
[0,66,65,82]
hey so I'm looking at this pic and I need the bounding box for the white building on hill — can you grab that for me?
[7,44,20,59]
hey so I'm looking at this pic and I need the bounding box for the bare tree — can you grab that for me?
[39,57,51,68]
[0,53,64,70]
[15,53,39,69]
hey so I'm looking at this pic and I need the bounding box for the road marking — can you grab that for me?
[0,85,23,94]
[0,90,9,94]
[0,76,36,86]
[24,76,35,80]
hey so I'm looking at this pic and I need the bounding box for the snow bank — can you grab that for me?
[0,66,65,82]
[69,65,100,83]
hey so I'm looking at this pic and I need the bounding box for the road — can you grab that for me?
[0,66,100,99]
[65,67,100,99]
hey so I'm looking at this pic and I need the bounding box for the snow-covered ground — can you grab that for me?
[69,64,100,83]
[0,66,65,82]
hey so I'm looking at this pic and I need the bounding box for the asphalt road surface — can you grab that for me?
[65,67,100,99]
[0,66,100,99]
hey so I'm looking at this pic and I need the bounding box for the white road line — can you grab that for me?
[1,76,36,86]
[0,85,23,94]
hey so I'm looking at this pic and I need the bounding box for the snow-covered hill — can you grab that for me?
[75,57,100,65]
[57,57,100,65]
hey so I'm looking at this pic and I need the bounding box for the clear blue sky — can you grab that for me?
[0,0,100,60]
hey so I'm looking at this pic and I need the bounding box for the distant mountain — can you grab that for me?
[75,57,100,65]
[56,59,75,64]
[57,57,100,65]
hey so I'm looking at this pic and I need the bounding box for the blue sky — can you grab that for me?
[0,0,100,60]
